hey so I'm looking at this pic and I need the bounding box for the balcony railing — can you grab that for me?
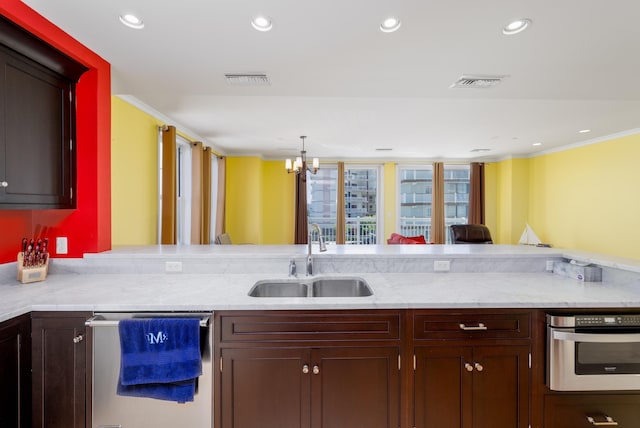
[309,217,378,245]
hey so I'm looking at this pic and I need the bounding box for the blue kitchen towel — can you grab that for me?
[117,318,202,402]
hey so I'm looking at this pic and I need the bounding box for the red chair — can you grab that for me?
[387,233,427,244]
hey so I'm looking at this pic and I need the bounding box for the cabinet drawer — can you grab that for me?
[219,311,401,343]
[544,395,640,428]
[413,311,530,340]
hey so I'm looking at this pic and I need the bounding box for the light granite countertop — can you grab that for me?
[1,244,640,323]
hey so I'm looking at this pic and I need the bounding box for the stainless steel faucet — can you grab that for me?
[306,223,327,276]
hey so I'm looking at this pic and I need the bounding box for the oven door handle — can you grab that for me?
[552,330,640,343]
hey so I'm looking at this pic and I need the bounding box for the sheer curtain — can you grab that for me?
[469,162,485,225]
[190,141,203,244]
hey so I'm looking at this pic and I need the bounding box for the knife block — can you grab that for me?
[17,252,49,284]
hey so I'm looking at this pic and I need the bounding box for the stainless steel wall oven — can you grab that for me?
[547,314,640,391]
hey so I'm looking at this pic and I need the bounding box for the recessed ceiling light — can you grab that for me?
[470,148,491,153]
[119,13,144,30]
[251,15,273,32]
[579,129,591,134]
[380,16,401,33]
[502,18,531,35]
[532,142,542,146]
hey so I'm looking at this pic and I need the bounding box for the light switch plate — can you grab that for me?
[56,237,68,254]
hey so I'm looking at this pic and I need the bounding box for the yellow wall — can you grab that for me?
[527,133,640,259]
[492,158,529,244]
[111,96,162,245]
[225,157,264,244]
[261,161,295,244]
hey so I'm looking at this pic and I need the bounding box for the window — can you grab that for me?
[158,126,218,245]
[398,166,433,241]
[307,167,338,242]
[444,165,470,235]
[344,167,379,244]
[397,164,470,243]
[306,164,381,244]
[175,137,192,245]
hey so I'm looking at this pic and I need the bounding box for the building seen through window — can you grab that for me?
[307,166,380,244]
[398,165,470,243]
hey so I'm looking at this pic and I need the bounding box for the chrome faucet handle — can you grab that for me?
[306,254,313,276]
[289,258,297,277]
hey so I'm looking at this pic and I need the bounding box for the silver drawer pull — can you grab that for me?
[459,323,487,331]
[72,334,84,343]
[587,415,619,426]
[464,363,474,372]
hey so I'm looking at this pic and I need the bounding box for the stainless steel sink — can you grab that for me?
[248,277,372,297]
[311,277,373,297]
[248,280,308,297]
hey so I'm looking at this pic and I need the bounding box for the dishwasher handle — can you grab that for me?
[85,314,211,328]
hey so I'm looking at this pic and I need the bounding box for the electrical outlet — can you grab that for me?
[165,261,183,273]
[56,237,68,255]
[546,260,555,272]
[434,260,450,272]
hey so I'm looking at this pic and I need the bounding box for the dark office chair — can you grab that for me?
[450,224,493,244]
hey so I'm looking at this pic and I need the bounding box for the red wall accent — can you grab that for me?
[0,0,111,263]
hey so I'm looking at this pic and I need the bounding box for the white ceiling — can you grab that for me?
[22,0,640,161]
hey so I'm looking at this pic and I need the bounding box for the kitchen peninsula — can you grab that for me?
[1,244,640,319]
[3,245,640,428]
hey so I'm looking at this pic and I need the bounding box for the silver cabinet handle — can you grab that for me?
[312,365,320,375]
[459,323,487,331]
[587,415,619,426]
[1,181,7,188]
[73,334,84,343]
[302,364,310,374]
[474,362,484,372]
[464,363,474,372]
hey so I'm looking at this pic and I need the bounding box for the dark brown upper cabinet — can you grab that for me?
[0,15,87,209]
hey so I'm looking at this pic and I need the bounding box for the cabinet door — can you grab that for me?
[472,345,530,428]
[415,345,529,428]
[0,314,31,428]
[311,347,400,428]
[544,395,640,428]
[414,346,473,428]
[0,47,75,209]
[220,348,311,428]
[31,313,90,428]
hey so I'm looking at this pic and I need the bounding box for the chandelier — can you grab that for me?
[285,136,319,178]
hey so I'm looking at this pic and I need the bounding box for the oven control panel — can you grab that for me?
[548,314,640,327]
[575,315,640,327]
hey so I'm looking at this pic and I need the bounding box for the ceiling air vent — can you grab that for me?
[224,73,271,86]
[449,75,506,89]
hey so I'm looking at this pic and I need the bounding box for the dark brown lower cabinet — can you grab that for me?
[31,312,91,428]
[544,395,640,428]
[414,344,530,428]
[220,346,400,428]
[0,313,31,428]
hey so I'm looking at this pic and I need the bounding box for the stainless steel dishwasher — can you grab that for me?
[86,312,213,428]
